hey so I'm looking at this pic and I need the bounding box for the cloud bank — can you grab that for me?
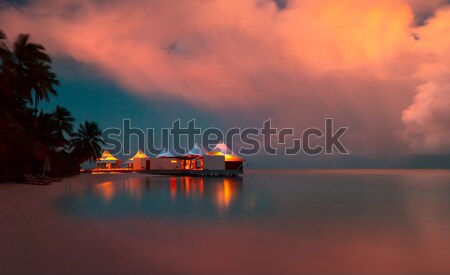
[1,0,450,154]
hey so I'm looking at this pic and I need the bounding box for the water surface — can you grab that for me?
[2,169,450,274]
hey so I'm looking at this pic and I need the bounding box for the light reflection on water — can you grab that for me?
[58,170,450,231]
[59,175,261,219]
[55,170,450,273]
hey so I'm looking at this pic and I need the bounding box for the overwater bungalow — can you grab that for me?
[208,143,245,170]
[144,143,244,176]
[124,149,150,170]
[93,143,244,176]
[95,150,122,170]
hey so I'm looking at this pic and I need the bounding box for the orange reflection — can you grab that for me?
[199,178,204,197]
[167,177,241,204]
[223,179,232,206]
[170,177,177,199]
[95,177,243,212]
[184,177,191,196]
[97,181,114,203]
[215,178,240,211]
[125,178,143,199]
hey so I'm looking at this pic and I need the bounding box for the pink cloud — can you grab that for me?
[1,0,450,153]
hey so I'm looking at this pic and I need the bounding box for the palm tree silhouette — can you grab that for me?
[12,34,59,111]
[70,121,104,163]
[1,29,103,180]
[52,106,74,141]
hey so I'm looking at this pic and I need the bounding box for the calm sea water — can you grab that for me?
[55,169,450,273]
[0,170,450,274]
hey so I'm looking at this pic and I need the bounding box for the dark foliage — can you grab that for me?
[0,30,103,182]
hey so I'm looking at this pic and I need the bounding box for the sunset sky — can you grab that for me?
[1,0,450,168]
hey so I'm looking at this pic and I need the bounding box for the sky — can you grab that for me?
[1,0,450,168]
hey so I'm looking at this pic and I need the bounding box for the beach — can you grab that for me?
[1,170,450,274]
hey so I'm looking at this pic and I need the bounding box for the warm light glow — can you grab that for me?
[184,177,191,195]
[223,179,232,207]
[133,149,149,159]
[168,177,210,199]
[199,178,204,197]
[215,178,237,210]
[124,178,143,199]
[97,150,119,161]
[208,143,244,162]
[170,177,177,199]
[96,181,115,202]
[209,152,243,162]
[171,160,177,164]
[224,155,242,162]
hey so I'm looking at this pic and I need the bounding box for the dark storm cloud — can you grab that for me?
[408,0,450,26]
[3,0,27,6]
[273,0,288,10]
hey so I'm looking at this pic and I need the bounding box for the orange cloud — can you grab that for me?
[401,8,450,152]
[1,0,449,153]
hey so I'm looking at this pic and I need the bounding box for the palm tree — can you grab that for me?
[52,106,74,139]
[0,30,14,100]
[0,30,26,160]
[36,110,60,148]
[70,121,104,163]
[0,29,87,181]
[12,34,59,110]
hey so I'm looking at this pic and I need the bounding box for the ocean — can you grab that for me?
[1,169,450,274]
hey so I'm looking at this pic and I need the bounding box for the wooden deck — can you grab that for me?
[139,169,243,177]
[85,169,133,174]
